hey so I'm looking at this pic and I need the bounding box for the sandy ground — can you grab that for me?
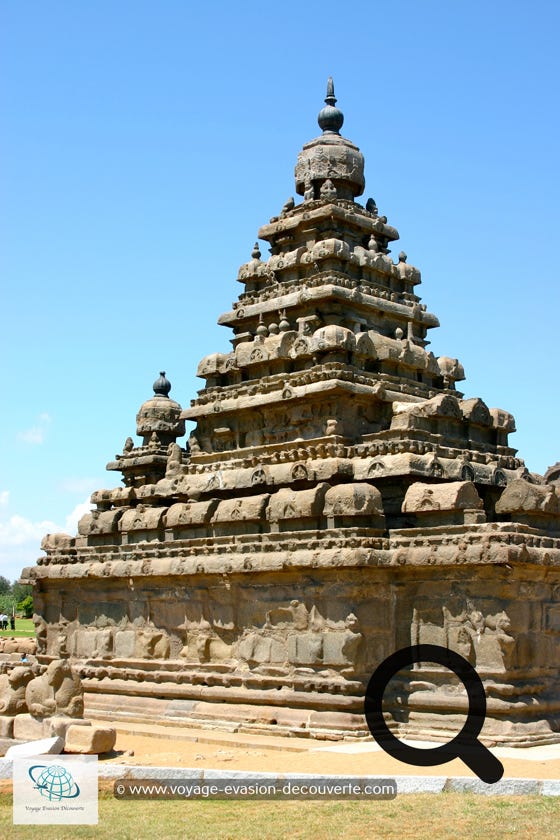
[99,723,560,781]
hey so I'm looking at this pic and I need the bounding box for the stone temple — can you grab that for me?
[26,80,560,745]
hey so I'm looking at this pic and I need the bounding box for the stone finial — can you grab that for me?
[278,310,290,332]
[318,77,344,134]
[399,251,407,263]
[366,198,378,215]
[295,80,364,199]
[251,242,261,260]
[136,371,185,445]
[153,371,171,398]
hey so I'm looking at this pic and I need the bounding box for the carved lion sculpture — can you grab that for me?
[25,659,84,719]
[0,666,35,715]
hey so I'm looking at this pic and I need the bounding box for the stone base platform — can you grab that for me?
[84,692,369,740]
[84,688,560,747]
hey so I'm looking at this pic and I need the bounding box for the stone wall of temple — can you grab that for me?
[31,514,560,743]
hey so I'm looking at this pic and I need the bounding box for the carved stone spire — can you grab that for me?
[294,78,365,200]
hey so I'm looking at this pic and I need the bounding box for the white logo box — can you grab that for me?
[13,754,98,825]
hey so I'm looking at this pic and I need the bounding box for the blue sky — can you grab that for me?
[2,1,559,583]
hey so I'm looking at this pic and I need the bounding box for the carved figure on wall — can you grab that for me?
[166,442,183,477]
[442,604,515,671]
[265,599,308,630]
[443,606,476,662]
[188,434,201,455]
[477,611,516,672]
[33,616,47,656]
[320,179,337,200]
[325,418,343,436]
[192,619,213,663]
[54,627,69,658]
[340,613,363,670]
[137,628,171,660]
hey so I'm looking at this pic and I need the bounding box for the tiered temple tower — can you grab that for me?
[28,81,560,744]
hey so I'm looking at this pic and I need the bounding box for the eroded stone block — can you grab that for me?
[13,714,44,741]
[64,724,116,754]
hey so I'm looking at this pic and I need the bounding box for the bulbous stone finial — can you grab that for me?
[251,242,261,260]
[153,371,171,397]
[295,80,364,199]
[318,77,344,134]
[136,371,184,445]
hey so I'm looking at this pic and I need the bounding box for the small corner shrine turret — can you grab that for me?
[28,81,560,745]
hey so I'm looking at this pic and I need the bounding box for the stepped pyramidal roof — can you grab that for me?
[106,78,524,505]
[27,81,560,746]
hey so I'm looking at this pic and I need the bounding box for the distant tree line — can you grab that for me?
[0,576,33,619]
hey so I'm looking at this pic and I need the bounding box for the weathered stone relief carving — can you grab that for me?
[26,659,84,719]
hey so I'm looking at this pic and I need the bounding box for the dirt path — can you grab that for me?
[101,724,560,780]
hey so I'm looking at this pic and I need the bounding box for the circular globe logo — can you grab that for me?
[29,764,80,801]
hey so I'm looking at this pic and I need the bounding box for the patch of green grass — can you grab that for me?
[0,791,559,839]
[0,619,34,638]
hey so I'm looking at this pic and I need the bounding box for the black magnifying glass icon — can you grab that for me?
[364,644,504,784]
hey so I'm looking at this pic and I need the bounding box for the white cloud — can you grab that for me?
[0,496,93,582]
[17,426,46,444]
[17,413,52,445]
[0,491,9,506]
[0,498,93,548]
[0,514,59,546]
[64,500,94,533]
[0,544,42,583]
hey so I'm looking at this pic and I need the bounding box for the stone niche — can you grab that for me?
[25,82,560,745]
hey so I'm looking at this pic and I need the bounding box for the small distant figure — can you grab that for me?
[10,615,15,631]
[20,653,29,664]
[0,613,7,630]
